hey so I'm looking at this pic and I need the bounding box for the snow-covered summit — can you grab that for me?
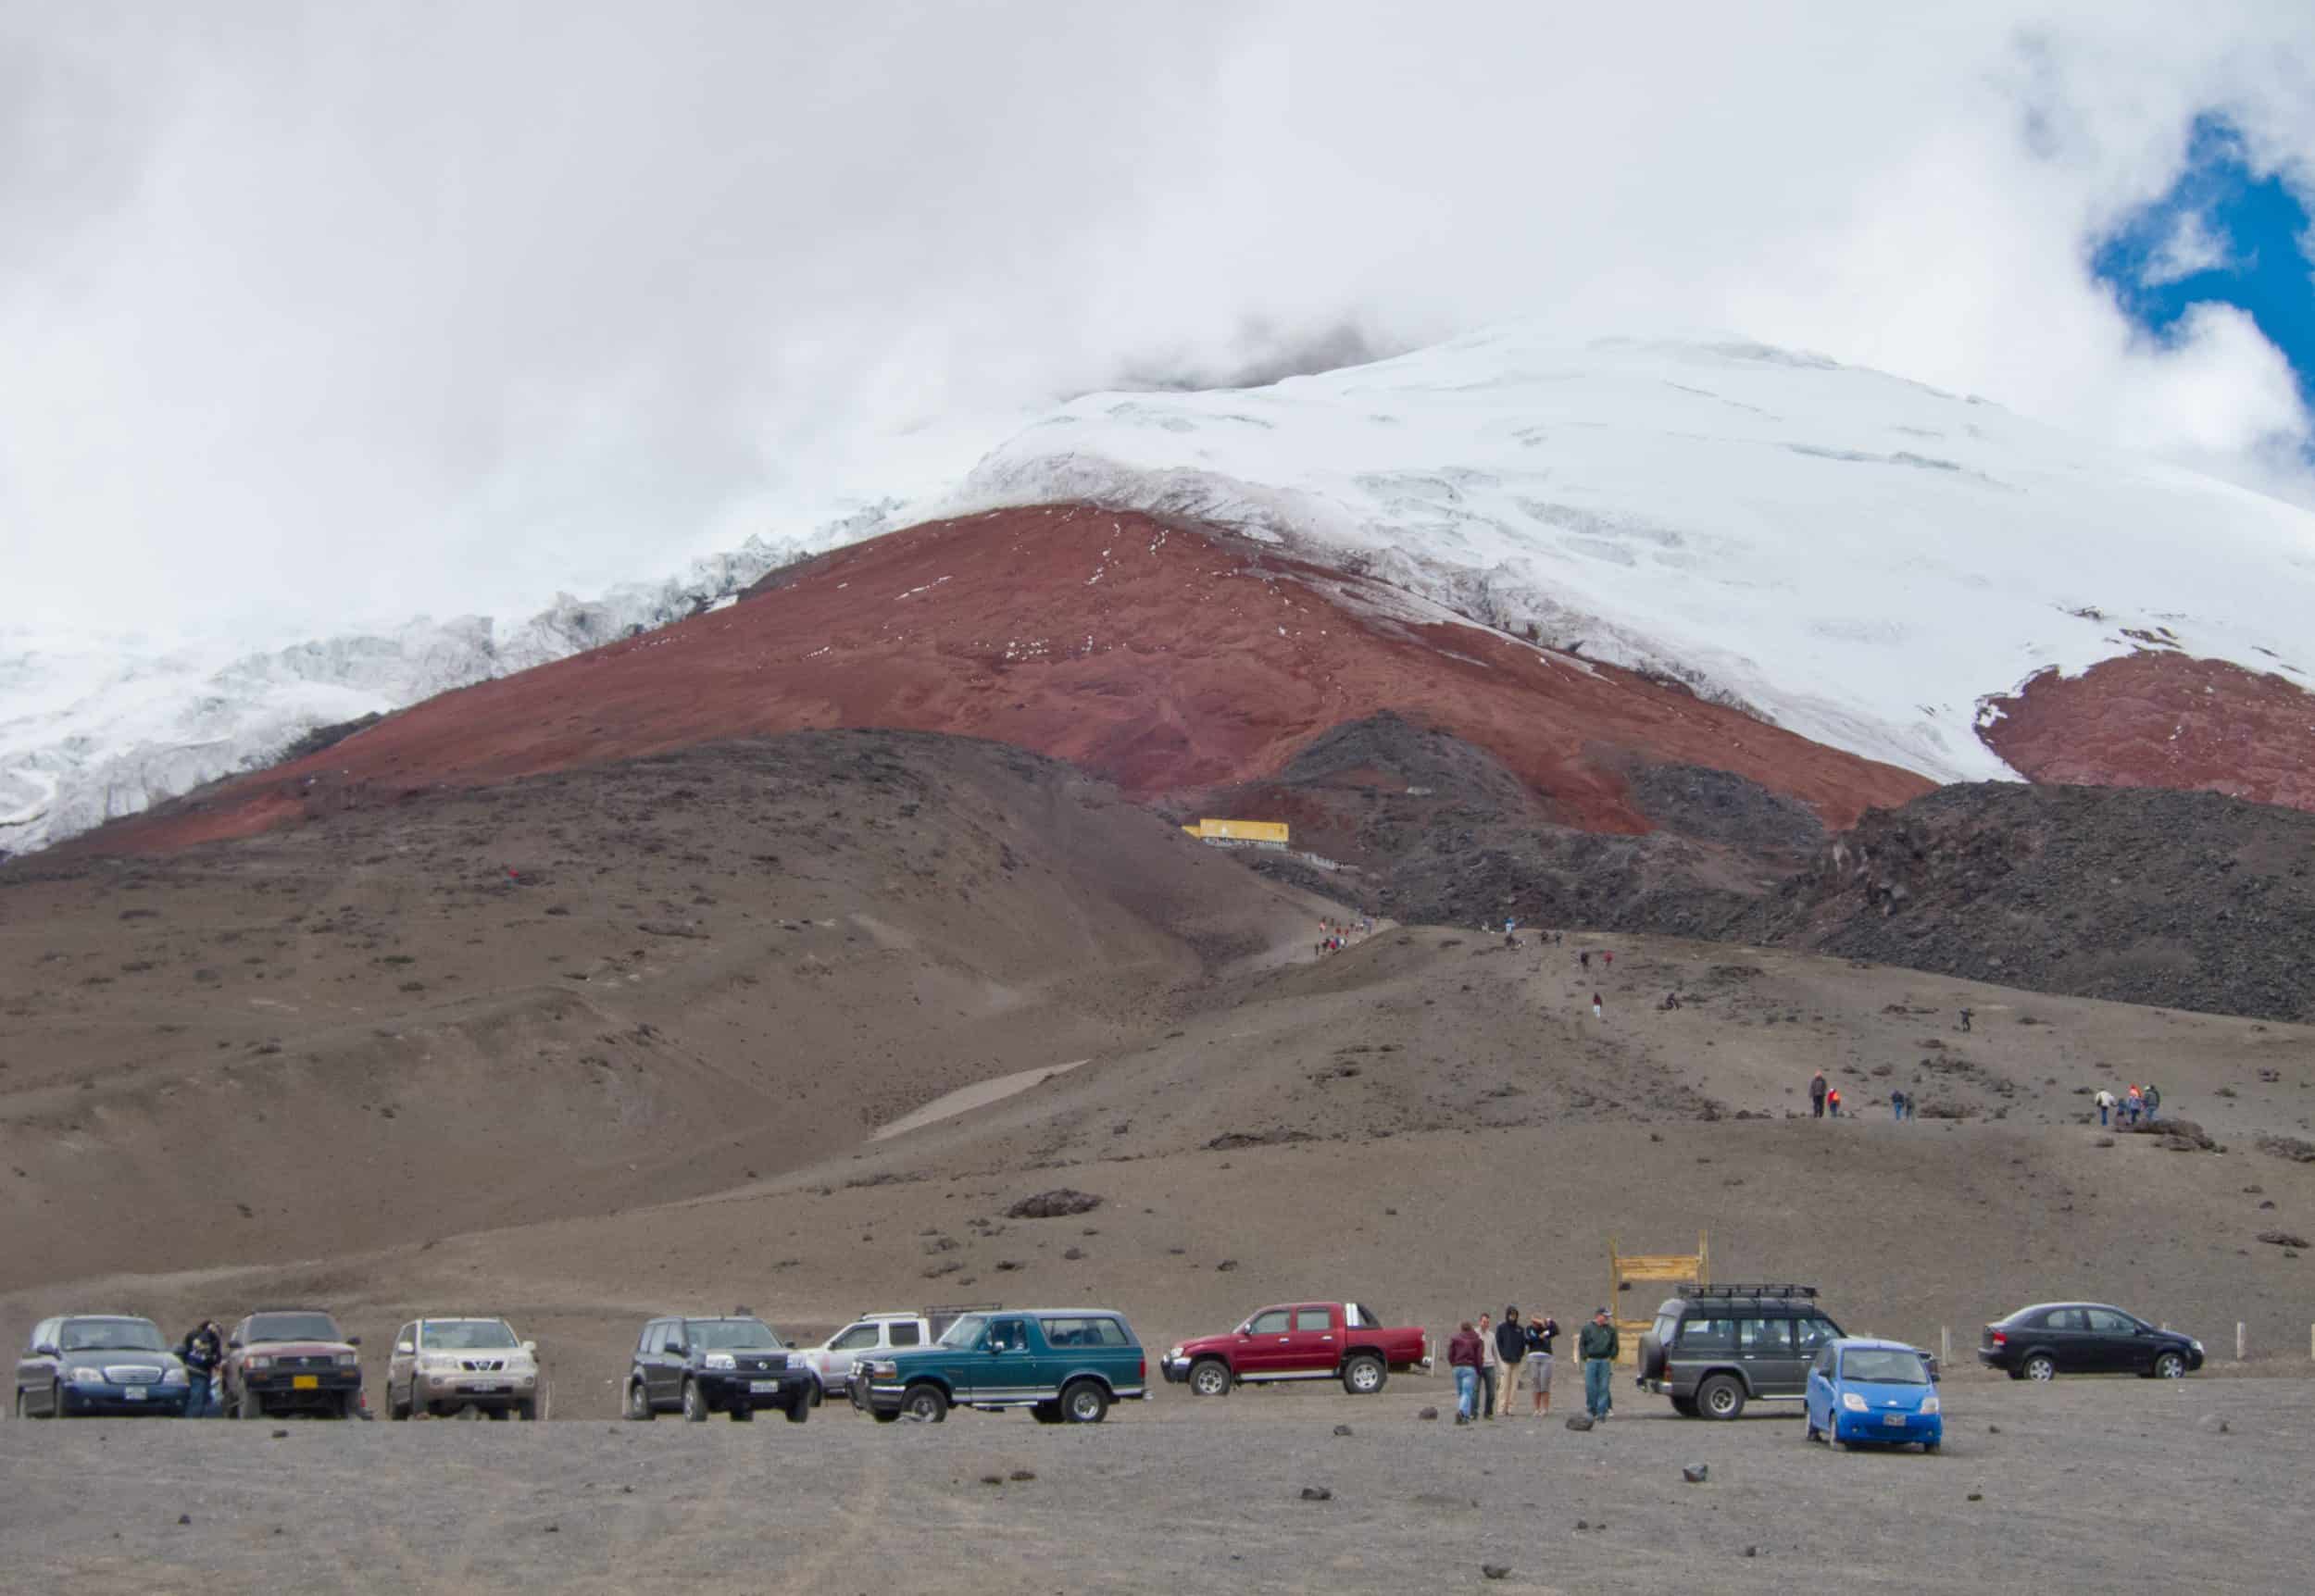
[945,328,2315,783]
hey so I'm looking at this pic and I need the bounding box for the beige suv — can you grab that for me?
[387,1317,543,1420]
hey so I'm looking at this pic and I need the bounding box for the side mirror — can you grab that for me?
[347,1335,362,1347]
[394,1342,415,1355]
[32,1343,57,1358]
[666,1342,686,1358]
[522,1340,537,1354]
[227,1340,243,1352]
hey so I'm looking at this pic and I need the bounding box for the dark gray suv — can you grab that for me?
[1635,1285,1846,1419]
[624,1315,815,1423]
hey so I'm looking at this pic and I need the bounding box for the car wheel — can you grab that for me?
[1188,1359,1231,1398]
[1806,1418,1821,1442]
[625,1380,654,1421]
[1921,1440,1940,1453]
[1031,1401,1064,1425]
[682,1379,709,1423]
[1341,1354,1386,1396]
[389,1381,411,1421]
[238,1385,266,1421]
[870,1409,901,1424]
[1671,1395,1699,1417]
[2022,1353,2057,1382]
[515,1400,537,1421]
[729,1403,754,1423]
[2152,1351,2187,1380]
[1061,1379,1109,1424]
[1697,1375,1746,1420]
[902,1384,948,1424]
[2005,1367,2025,1381]
[785,1391,810,1425]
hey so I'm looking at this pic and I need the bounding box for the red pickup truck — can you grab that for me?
[1160,1302,1430,1397]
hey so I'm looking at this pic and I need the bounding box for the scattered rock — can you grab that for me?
[1009,1469,1036,1481]
[1007,1189,1102,1219]
[1987,1424,2001,1434]
[2257,1134,2315,1164]
[2094,1136,2115,1148]
[1216,1259,1239,1272]
[2257,1229,2310,1249]
[1966,1492,1983,1502]
[1417,1406,1440,1421]
[544,1524,560,1534]
[1482,1566,1511,1581]
[1743,1547,1758,1558]
[1062,1246,1085,1260]
[178,1515,192,1527]
[269,1428,289,1439]
[1300,1486,1333,1502]
[1333,1424,1354,1437]
[1682,1464,1709,1483]
[2198,1415,2232,1435]
[981,1475,1006,1486]
[1565,1415,1595,1431]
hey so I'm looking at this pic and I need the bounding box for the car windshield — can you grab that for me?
[939,1315,988,1349]
[1842,1349,1931,1385]
[59,1318,168,1353]
[246,1313,343,1344]
[420,1320,519,1351]
[686,1319,782,1351]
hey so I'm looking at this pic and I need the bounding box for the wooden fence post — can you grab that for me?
[2236,1321,2246,1361]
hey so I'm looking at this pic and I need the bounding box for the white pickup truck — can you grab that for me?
[798,1305,994,1397]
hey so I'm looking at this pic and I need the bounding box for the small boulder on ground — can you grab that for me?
[1300,1486,1333,1502]
[2256,1229,2310,1249]
[1682,1464,1709,1483]
[1565,1415,1595,1431]
[1417,1406,1440,1421]
[1006,1189,1102,1219]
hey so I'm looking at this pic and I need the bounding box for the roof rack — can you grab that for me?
[917,1303,1003,1316]
[1689,1283,1817,1299]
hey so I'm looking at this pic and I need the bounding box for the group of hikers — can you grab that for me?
[1444,1307,1623,1424]
[2094,1083,2161,1127]
[1314,916,1371,956]
[1808,1069,1919,1121]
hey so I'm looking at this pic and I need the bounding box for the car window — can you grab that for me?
[1793,1316,1839,1353]
[1678,1315,1735,1353]
[2084,1310,2135,1335]
[1738,1318,1793,1354]
[1841,1348,1931,1384]
[830,1324,880,1352]
[1349,1303,1388,1329]
[1042,1316,1130,1348]
[641,1323,667,1354]
[1248,1310,1293,1336]
[889,1322,921,1347]
[420,1320,519,1351]
[2045,1308,2088,1332]
[245,1313,343,1344]
[687,1319,782,1351]
[1294,1308,1333,1332]
[986,1317,1029,1353]
[31,1319,56,1353]
[939,1315,988,1349]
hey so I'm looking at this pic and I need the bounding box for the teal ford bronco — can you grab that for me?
[847,1308,1146,1424]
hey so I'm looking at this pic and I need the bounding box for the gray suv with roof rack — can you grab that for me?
[1635,1284,1848,1419]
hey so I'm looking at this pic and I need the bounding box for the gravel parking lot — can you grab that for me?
[4,1376,2304,1593]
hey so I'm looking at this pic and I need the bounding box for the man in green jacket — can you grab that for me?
[1579,1308,1620,1420]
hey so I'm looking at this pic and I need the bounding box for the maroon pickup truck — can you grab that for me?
[1160,1302,1430,1396]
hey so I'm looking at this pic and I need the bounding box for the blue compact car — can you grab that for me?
[1805,1338,1941,1452]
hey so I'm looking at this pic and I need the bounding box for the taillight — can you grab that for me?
[1139,1356,1147,1385]
[1991,1331,2007,1347]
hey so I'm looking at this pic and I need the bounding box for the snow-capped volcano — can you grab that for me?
[10,326,2315,858]
[947,328,2315,787]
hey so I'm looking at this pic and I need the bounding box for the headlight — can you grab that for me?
[1840,1391,1868,1413]
[1920,1394,1940,1415]
[863,1360,896,1378]
[159,1366,189,1385]
[704,1353,736,1370]
[245,1354,273,1370]
[335,1352,358,1367]
[519,1374,535,1387]
[1168,1346,1183,1361]
[420,1355,460,1373]
[67,1366,108,1385]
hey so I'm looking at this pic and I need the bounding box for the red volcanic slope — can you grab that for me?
[1979,653,2315,813]
[94,506,1931,853]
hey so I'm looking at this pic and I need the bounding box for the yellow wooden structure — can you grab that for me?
[1181,817,1290,845]
[1607,1233,1708,1365]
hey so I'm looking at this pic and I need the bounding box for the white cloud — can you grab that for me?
[2,0,2311,642]
[2138,208,2234,285]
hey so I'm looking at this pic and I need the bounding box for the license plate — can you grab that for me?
[1883,1412,1906,1426]
[293,1375,319,1390]
[122,1389,146,1401]
[749,1379,782,1393]
[466,1384,507,1394]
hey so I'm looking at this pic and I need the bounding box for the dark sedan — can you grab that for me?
[16,1315,194,1416]
[1978,1303,2203,1381]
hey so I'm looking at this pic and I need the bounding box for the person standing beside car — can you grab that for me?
[1447,1321,1484,1424]
[1579,1308,1619,1421]
[178,1320,223,1417]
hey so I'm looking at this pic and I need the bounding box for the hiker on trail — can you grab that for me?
[1494,1308,1527,1417]
[1477,1313,1502,1420]
[1891,1089,1906,1122]
[1603,951,1613,970]
[1957,1008,1973,1033]
[1580,951,1591,971]
[2095,1088,2116,1127]
[2144,1083,2161,1122]
[1809,1071,1829,1119]
[1660,991,1683,1011]
[1591,992,1604,1021]
[2125,1086,2143,1127]
[1827,1087,1843,1118]
[1525,1312,1560,1416]
[1448,1322,1484,1424]
[179,1320,223,1417]
[1579,1309,1619,1420]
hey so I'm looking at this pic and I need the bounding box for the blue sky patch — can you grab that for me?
[2092,115,2315,410]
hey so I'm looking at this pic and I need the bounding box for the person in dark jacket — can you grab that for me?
[1809,1070,1828,1118]
[1524,1313,1559,1415]
[179,1320,223,1418]
[1578,1309,1620,1420]
[1447,1322,1484,1423]
[1493,1308,1527,1416]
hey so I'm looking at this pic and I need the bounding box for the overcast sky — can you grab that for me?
[4,1,2312,644]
